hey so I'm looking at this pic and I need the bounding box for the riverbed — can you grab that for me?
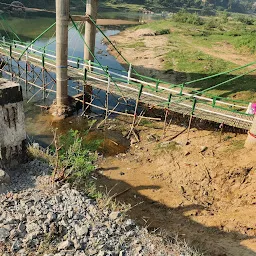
[2,10,151,153]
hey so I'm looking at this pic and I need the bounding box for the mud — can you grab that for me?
[96,117,256,256]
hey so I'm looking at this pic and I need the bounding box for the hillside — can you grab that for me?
[2,0,256,13]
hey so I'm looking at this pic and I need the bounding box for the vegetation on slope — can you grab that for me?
[2,0,256,13]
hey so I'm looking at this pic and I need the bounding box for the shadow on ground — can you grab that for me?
[95,172,256,256]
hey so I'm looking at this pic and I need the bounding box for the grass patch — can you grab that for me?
[231,140,244,150]
[130,13,256,101]
[124,41,145,49]
[155,141,180,154]
[99,2,144,12]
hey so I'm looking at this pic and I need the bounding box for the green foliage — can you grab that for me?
[234,34,256,53]
[172,10,204,26]
[235,15,255,25]
[155,29,170,35]
[53,129,101,184]
[58,130,98,180]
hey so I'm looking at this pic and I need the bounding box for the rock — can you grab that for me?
[200,146,208,153]
[184,151,191,156]
[58,240,73,251]
[17,223,26,233]
[0,228,10,241]
[97,251,106,256]
[47,212,57,222]
[32,143,40,149]
[11,239,22,252]
[109,211,121,220]
[26,222,41,233]
[75,225,89,237]
[0,169,10,184]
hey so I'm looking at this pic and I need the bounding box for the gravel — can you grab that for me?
[0,159,198,256]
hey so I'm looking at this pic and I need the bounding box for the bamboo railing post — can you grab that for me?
[186,98,197,144]
[128,63,132,84]
[163,93,172,138]
[42,53,46,101]
[105,67,110,125]
[219,123,224,142]
[83,68,88,112]
[128,84,143,137]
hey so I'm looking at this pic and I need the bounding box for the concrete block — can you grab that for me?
[0,79,26,168]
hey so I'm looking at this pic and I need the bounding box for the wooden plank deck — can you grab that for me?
[0,43,253,130]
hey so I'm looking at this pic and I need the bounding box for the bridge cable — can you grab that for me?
[87,15,144,78]
[176,61,256,89]
[18,22,56,60]
[0,14,21,41]
[70,15,128,101]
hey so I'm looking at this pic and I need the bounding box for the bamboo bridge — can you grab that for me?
[0,0,255,131]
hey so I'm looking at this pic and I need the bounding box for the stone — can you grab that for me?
[57,240,73,251]
[74,225,89,237]
[0,80,26,168]
[47,212,57,222]
[0,169,10,184]
[32,143,40,149]
[109,212,121,220]
[97,251,106,256]
[11,239,22,252]
[26,222,41,233]
[0,228,10,241]
[17,223,26,233]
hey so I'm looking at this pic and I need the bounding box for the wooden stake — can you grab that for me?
[105,73,110,125]
[162,109,168,138]
[186,114,193,144]
[219,123,224,142]
[127,84,143,138]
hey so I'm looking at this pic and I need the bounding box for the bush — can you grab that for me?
[236,15,255,25]
[234,34,256,53]
[172,10,204,25]
[155,29,170,35]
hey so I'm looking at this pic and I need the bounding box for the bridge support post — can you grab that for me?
[53,0,70,117]
[245,115,256,148]
[84,0,98,63]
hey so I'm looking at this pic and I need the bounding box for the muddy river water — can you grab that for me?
[2,10,159,154]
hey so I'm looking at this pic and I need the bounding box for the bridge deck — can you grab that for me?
[0,41,253,130]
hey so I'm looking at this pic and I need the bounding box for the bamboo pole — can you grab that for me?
[127,84,143,137]
[163,94,172,138]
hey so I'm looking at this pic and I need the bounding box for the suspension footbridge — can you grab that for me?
[0,1,255,131]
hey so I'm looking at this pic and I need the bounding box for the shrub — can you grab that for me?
[155,29,170,35]
[172,10,204,26]
[236,15,255,25]
[234,34,256,53]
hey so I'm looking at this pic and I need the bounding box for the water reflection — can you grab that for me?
[2,12,137,154]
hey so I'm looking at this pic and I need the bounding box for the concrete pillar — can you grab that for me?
[0,79,26,168]
[84,0,98,62]
[245,115,256,148]
[55,0,69,114]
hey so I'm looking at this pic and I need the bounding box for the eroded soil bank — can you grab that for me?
[96,117,256,256]
[98,24,256,255]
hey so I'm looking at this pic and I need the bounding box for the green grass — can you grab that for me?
[100,2,144,12]
[128,12,256,101]
[124,41,145,49]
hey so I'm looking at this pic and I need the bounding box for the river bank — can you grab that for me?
[0,151,202,256]
[98,18,256,255]
[107,15,256,101]
[96,115,256,256]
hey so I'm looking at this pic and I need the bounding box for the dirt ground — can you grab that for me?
[97,27,256,255]
[107,28,256,82]
[96,117,256,256]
